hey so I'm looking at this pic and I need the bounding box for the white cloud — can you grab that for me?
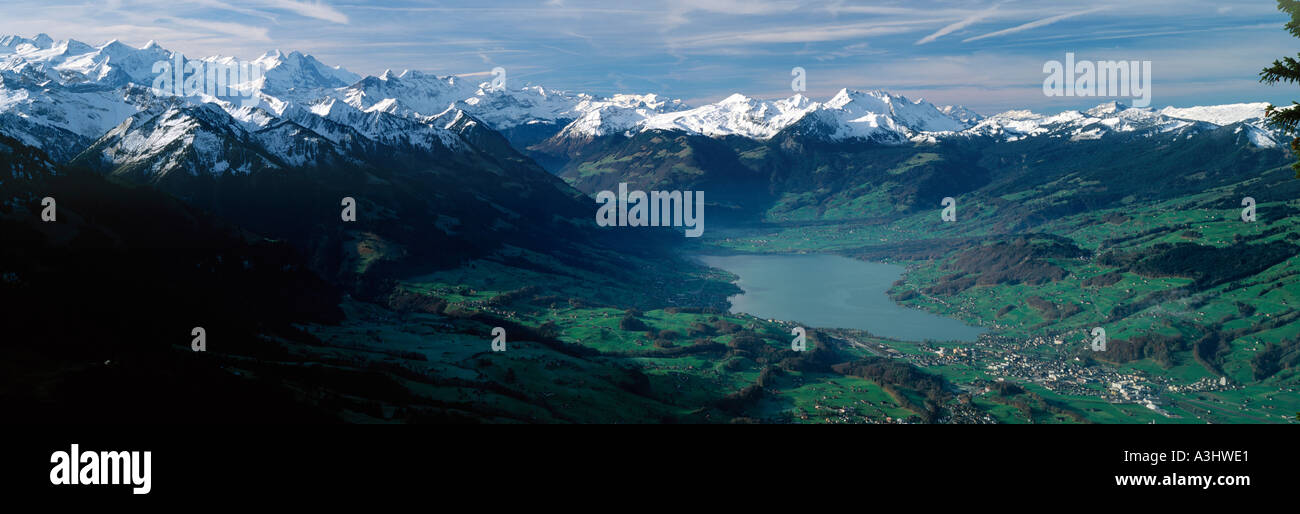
[963,7,1109,42]
[255,0,348,24]
[916,4,1000,45]
[671,19,936,49]
[164,17,272,41]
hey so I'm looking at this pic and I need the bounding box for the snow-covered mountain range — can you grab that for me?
[0,33,1286,173]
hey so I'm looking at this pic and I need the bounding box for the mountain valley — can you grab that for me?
[2,33,1297,424]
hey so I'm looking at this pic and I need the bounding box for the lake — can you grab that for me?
[697,253,985,342]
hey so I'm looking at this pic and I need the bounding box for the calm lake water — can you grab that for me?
[697,254,985,342]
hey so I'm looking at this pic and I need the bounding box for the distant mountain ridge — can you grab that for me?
[1,33,1285,170]
[2,32,1294,256]
[4,34,1299,427]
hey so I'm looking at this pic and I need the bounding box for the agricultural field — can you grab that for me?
[687,171,1300,424]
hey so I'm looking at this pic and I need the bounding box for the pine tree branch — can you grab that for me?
[1260,55,1300,84]
[1265,103,1300,132]
[1282,0,1300,38]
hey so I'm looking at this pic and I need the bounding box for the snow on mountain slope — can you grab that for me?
[1159,102,1269,126]
[1231,123,1281,148]
[962,101,1234,143]
[289,95,461,150]
[0,36,200,160]
[541,93,688,143]
[333,68,685,146]
[0,35,481,171]
[62,39,175,86]
[0,35,351,106]
[250,117,371,168]
[1158,102,1281,147]
[84,102,279,178]
[609,89,970,143]
[939,105,983,124]
[459,85,591,128]
[552,96,670,140]
[332,68,681,133]
[603,92,1283,150]
[963,109,1054,140]
[342,69,476,116]
[786,88,971,142]
[0,32,1290,173]
[826,89,969,133]
[0,67,158,160]
[636,93,816,139]
[0,34,54,54]
[253,50,359,97]
[1,35,171,87]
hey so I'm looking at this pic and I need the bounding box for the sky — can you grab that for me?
[2,0,1299,114]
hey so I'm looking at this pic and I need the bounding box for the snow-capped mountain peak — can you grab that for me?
[0,32,1291,179]
[459,84,596,129]
[0,34,54,55]
[614,87,973,143]
[1086,100,1129,116]
[635,92,816,139]
[960,100,1277,144]
[341,69,473,117]
[819,88,970,135]
[253,49,360,95]
[938,105,983,124]
[1158,102,1269,126]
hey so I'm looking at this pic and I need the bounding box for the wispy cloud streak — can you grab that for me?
[963,7,1108,42]
[916,4,1000,45]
